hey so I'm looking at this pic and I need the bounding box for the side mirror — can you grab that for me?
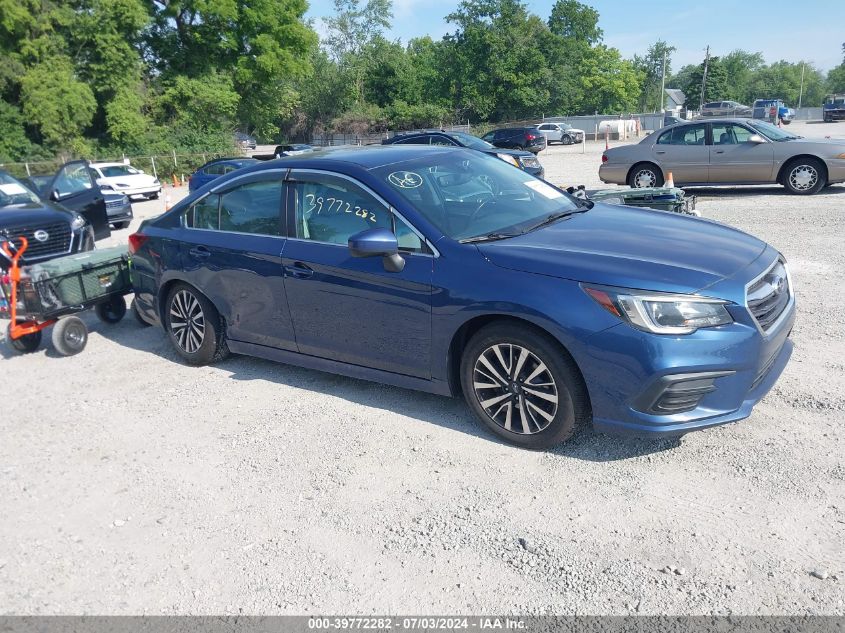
[50,189,62,201]
[748,134,765,144]
[348,228,405,273]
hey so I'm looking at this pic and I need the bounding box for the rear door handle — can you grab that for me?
[284,262,313,279]
[189,246,211,258]
[714,150,725,154]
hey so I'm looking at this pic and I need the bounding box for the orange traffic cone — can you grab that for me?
[665,171,675,188]
[171,174,179,187]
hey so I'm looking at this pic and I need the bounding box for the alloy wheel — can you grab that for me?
[472,343,559,435]
[169,290,206,354]
[789,165,818,191]
[634,169,656,188]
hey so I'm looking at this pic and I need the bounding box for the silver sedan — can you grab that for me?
[599,118,845,195]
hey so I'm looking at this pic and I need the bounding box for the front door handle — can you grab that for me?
[284,262,313,279]
[655,150,666,155]
[714,150,725,154]
[189,246,211,258]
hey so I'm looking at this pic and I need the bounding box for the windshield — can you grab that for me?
[748,120,798,141]
[827,96,845,106]
[99,165,142,177]
[375,152,580,241]
[0,172,41,207]
[450,132,495,151]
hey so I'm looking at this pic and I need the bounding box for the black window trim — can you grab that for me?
[283,167,439,257]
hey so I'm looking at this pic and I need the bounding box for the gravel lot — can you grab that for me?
[1,121,844,615]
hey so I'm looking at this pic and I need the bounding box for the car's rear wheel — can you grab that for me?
[628,163,664,188]
[164,283,229,365]
[460,323,589,449]
[783,157,826,195]
[562,135,573,145]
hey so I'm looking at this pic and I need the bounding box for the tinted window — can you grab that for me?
[204,163,225,176]
[218,180,283,236]
[430,135,458,146]
[189,194,221,229]
[663,124,706,146]
[54,163,95,197]
[393,136,425,145]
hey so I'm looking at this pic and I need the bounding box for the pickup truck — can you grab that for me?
[823,94,845,122]
[752,99,794,125]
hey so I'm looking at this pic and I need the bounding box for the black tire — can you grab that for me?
[132,297,152,327]
[561,135,573,145]
[780,119,791,125]
[164,282,229,365]
[782,157,827,195]
[460,322,590,449]
[51,317,87,356]
[113,221,131,230]
[627,162,664,189]
[7,324,41,354]
[95,295,127,324]
[149,192,160,200]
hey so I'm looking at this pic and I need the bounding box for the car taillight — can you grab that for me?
[526,134,536,141]
[128,232,148,254]
[601,153,608,163]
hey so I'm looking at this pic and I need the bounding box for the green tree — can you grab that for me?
[547,0,602,44]
[721,50,764,103]
[747,61,825,106]
[577,45,643,114]
[0,101,34,161]
[682,56,729,108]
[633,40,676,112]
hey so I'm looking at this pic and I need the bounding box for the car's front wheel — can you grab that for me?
[460,323,589,449]
[628,163,664,188]
[164,283,229,365]
[562,135,573,145]
[783,157,826,195]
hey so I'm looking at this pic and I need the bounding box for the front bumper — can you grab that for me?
[579,286,796,437]
[115,185,161,199]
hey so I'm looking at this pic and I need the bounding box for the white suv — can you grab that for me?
[536,122,585,145]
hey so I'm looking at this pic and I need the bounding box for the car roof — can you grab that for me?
[90,162,134,168]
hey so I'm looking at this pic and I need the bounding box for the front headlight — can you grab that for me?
[70,215,86,231]
[496,153,520,168]
[584,285,733,334]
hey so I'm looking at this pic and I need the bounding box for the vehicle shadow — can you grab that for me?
[686,184,845,198]
[88,317,681,462]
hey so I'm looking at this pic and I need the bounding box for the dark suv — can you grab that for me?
[481,127,547,153]
[382,130,543,178]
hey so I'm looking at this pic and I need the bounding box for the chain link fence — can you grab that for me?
[0,151,245,182]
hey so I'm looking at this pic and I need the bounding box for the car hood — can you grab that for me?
[477,203,767,294]
[482,148,535,159]
[0,202,75,234]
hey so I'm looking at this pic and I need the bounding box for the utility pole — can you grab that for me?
[798,61,806,109]
[659,48,667,113]
[699,45,710,110]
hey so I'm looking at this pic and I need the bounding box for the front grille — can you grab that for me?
[1,222,72,262]
[751,349,779,390]
[106,198,125,210]
[747,259,791,332]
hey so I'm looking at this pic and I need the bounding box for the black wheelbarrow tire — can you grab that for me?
[52,317,88,356]
[7,324,42,354]
[95,295,127,324]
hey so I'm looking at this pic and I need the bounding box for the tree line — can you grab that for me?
[1,0,844,163]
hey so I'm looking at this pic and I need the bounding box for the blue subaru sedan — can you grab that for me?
[129,146,795,448]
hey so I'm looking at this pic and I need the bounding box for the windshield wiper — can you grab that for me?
[460,232,520,243]
[524,208,588,233]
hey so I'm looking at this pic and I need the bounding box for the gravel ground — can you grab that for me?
[1,121,844,615]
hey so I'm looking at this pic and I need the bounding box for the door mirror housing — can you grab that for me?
[349,228,399,257]
[50,189,62,201]
[348,228,405,273]
[747,134,766,144]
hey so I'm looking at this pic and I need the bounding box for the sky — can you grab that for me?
[305,0,845,72]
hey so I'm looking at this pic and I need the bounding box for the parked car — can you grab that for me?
[382,130,544,178]
[0,170,95,267]
[24,174,132,230]
[130,145,794,448]
[18,160,110,240]
[235,132,257,150]
[89,162,161,201]
[274,144,314,157]
[752,99,794,125]
[823,94,845,122]
[599,118,845,195]
[698,101,752,117]
[663,114,683,127]
[481,127,547,153]
[188,157,260,192]
[536,122,585,145]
